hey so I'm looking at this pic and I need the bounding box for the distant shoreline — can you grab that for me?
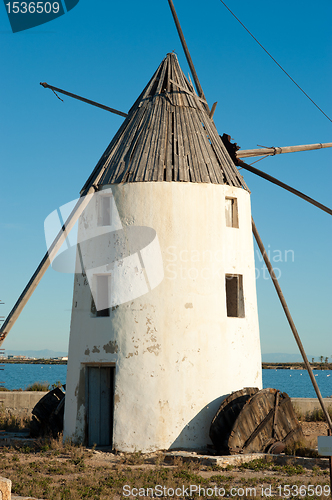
[262,362,332,371]
[1,359,67,365]
[1,360,331,370]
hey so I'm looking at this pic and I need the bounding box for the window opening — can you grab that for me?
[98,196,112,226]
[225,197,239,228]
[225,274,245,318]
[91,275,110,317]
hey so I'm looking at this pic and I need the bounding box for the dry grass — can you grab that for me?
[0,435,330,499]
[0,410,31,432]
[295,406,332,423]
[284,439,319,458]
[304,408,332,422]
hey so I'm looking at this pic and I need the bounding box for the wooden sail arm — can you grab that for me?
[237,142,332,159]
[220,135,332,216]
[40,82,128,118]
[238,159,332,216]
[252,218,332,432]
[167,0,210,114]
[0,108,126,345]
[0,189,96,346]
[169,79,208,104]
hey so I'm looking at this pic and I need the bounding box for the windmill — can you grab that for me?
[0,0,331,451]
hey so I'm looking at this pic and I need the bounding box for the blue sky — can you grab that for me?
[1,0,331,358]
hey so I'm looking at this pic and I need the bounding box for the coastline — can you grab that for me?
[1,359,67,365]
[262,362,332,371]
[1,360,331,370]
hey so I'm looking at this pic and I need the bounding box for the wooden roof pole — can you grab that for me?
[40,82,128,118]
[167,0,210,113]
[252,218,332,432]
[237,142,332,159]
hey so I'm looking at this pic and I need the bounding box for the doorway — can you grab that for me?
[86,366,115,447]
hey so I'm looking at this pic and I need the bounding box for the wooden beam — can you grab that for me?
[167,0,210,113]
[40,82,128,118]
[0,188,95,345]
[237,142,332,159]
[0,127,122,344]
[169,78,207,103]
[209,102,218,119]
[252,218,332,432]
[238,159,332,216]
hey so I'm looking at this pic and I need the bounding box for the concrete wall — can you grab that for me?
[0,390,330,428]
[291,398,332,415]
[64,182,262,452]
[0,392,46,415]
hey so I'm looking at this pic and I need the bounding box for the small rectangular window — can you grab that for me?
[91,275,110,317]
[225,274,245,317]
[98,196,112,226]
[225,198,238,228]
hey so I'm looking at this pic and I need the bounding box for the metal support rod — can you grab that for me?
[0,188,95,345]
[167,0,209,112]
[252,218,332,431]
[40,82,128,118]
[238,160,332,216]
[237,142,332,159]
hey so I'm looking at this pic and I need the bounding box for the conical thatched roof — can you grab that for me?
[81,53,249,193]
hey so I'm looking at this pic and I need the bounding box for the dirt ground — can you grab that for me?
[301,421,330,446]
[1,421,331,500]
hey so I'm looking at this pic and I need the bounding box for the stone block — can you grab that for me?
[0,476,11,500]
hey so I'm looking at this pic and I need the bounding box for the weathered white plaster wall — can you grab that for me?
[64,182,262,452]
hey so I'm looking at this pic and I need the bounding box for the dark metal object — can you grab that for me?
[220,134,332,216]
[167,0,209,112]
[252,218,332,432]
[30,387,65,438]
[40,82,128,118]
[210,388,304,455]
[267,441,286,454]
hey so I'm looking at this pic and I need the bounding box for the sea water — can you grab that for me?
[1,363,67,391]
[262,369,332,398]
[1,364,331,398]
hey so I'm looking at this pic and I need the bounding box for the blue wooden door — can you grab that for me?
[87,366,114,447]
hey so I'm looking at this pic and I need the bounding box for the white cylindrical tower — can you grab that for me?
[63,53,262,452]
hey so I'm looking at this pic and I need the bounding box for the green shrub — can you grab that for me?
[25,382,50,392]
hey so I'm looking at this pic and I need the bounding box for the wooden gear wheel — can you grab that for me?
[210,387,305,455]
